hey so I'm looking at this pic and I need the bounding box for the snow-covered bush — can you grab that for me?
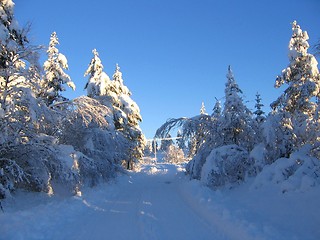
[200,145,252,189]
[252,147,320,192]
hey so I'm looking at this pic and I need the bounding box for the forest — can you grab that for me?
[1,0,320,200]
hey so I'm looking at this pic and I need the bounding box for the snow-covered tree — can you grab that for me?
[253,92,265,123]
[41,32,75,106]
[84,52,145,169]
[272,21,320,115]
[252,92,265,144]
[164,145,185,163]
[176,130,185,151]
[110,64,145,169]
[211,98,222,119]
[84,49,111,98]
[187,67,255,182]
[160,133,173,151]
[219,66,255,150]
[0,0,38,111]
[200,102,207,115]
[270,20,320,156]
[111,63,130,96]
[0,1,61,198]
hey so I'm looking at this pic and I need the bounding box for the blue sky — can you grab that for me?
[15,0,320,139]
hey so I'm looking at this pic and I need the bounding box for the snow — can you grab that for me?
[1,160,319,240]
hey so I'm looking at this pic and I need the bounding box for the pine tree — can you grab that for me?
[219,66,255,150]
[41,32,75,106]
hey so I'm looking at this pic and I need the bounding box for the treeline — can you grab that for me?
[0,1,144,198]
[156,21,320,192]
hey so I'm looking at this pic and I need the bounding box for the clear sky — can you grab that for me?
[15,0,320,139]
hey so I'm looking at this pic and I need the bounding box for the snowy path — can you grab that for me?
[0,163,222,240]
[1,162,319,240]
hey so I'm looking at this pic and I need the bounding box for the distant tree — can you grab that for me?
[253,92,265,123]
[160,133,173,151]
[176,130,185,151]
[200,101,207,115]
[41,32,75,106]
[251,92,265,144]
[211,98,222,119]
[209,99,223,148]
[164,145,185,163]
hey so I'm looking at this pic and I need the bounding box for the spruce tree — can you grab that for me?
[219,66,255,150]
[253,92,265,123]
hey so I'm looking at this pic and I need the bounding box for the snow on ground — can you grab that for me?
[0,159,319,240]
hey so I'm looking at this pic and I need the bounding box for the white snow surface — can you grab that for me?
[1,160,319,240]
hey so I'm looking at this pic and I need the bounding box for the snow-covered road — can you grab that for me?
[1,162,319,240]
[0,163,222,240]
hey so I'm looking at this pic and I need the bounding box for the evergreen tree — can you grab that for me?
[211,98,221,119]
[253,92,265,123]
[219,66,255,150]
[41,32,75,106]
[110,64,145,169]
[272,21,320,115]
[176,130,185,151]
[111,63,130,96]
[270,21,320,156]
[209,98,223,148]
[84,53,145,169]
[0,0,36,111]
[160,133,173,151]
[200,101,207,115]
[84,49,111,98]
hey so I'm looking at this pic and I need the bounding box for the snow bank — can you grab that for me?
[179,175,320,240]
[252,149,320,193]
